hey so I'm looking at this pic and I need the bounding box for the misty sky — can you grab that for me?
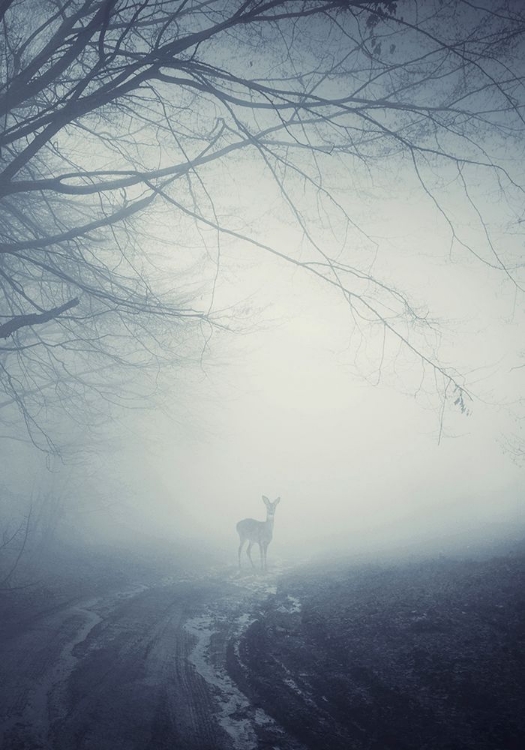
[2,1,524,565]
[61,206,524,560]
[4,150,524,562]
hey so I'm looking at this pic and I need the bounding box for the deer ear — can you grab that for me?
[262,495,270,504]
[275,497,281,504]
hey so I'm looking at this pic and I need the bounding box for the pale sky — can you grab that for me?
[3,4,524,564]
[4,169,522,563]
[63,215,523,562]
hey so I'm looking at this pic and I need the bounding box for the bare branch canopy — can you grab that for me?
[0,0,524,451]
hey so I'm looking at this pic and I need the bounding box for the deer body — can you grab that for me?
[237,496,280,572]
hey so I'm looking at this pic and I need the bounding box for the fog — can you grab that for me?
[2,0,524,582]
[5,218,523,571]
[71,196,524,566]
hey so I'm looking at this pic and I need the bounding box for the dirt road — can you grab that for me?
[2,553,523,750]
[0,569,301,750]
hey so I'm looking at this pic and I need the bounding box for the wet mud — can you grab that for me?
[1,554,524,749]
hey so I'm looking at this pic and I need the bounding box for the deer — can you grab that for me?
[236,496,280,572]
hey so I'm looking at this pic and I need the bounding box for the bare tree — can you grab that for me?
[1,0,524,451]
[0,502,32,589]
[0,484,69,590]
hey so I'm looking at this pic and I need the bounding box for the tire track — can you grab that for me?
[0,598,103,749]
[1,572,300,750]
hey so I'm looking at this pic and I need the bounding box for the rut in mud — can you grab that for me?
[0,570,298,750]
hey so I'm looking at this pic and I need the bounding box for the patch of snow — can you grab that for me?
[286,595,302,613]
[277,595,302,614]
[232,612,257,664]
[185,610,279,750]
[275,659,318,710]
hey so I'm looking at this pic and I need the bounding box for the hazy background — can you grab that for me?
[2,2,524,574]
[4,186,523,570]
[86,174,524,563]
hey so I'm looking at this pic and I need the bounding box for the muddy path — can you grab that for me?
[3,554,521,750]
[0,568,300,750]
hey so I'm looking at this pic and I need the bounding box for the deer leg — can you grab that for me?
[262,542,268,572]
[246,542,255,569]
[238,537,246,569]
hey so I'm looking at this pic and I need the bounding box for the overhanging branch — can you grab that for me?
[0,297,80,340]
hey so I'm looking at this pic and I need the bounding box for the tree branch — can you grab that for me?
[0,297,80,340]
